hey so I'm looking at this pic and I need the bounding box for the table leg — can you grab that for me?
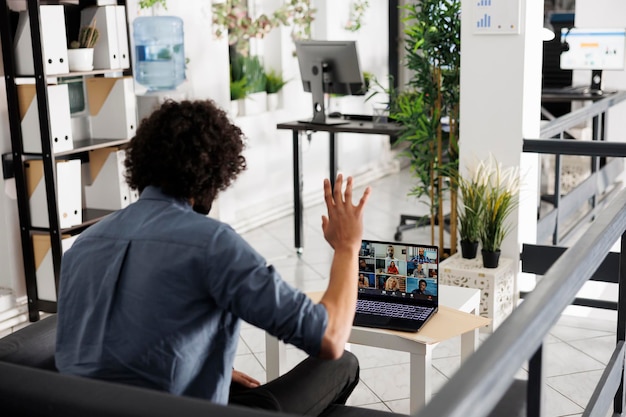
[461,296,480,363]
[292,130,303,253]
[410,344,434,414]
[265,334,286,382]
[329,132,337,189]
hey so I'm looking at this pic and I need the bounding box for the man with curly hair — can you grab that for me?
[55,100,372,416]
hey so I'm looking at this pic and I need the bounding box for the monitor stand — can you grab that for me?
[584,70,616,96]
[297,60,349,126]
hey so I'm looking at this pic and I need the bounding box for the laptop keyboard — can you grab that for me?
[357,299,434,321]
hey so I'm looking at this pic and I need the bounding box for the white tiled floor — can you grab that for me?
[235,168,619,416]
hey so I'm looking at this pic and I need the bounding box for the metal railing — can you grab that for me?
[415,185,626,417]
[535,91,626,245]
[413,92,626,417]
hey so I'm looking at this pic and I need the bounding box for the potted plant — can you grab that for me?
[394,0,460,257]
[456,162,488,259]
[68,20,99,72]
[265,68,287,110]
[229,52,248,116]
[477,156,520,268]
[240,55,267,115]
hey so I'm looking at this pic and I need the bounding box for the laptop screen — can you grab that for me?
[358,240,439,306]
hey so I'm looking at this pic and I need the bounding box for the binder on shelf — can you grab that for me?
[18,83,73,154]
[32,234,78,302]
[115,6,131,69]
[80,5,130,70]
[14,5,69,75]
[25,159,82,229]
[84,147,130,211]
[86,76,137,139]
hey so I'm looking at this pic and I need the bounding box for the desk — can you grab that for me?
[277,120,402,253]
[265,285,489,414]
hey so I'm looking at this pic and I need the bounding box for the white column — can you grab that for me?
[459,0,543,267]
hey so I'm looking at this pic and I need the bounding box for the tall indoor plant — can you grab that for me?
[397,0,461,257]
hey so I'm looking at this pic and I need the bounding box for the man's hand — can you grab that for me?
[232,369,260,388]
[318,174,371,359]
[321,174,371,253]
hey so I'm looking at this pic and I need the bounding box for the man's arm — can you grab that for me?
[318,174,370,359]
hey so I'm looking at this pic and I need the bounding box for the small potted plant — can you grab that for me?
[229,78,247,117]
[457,162,487,259]
[68,20,99,72]
[477,156,520,268]
[240,55,267,115]
[265,68,287,110]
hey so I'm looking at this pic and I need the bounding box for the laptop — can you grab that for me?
[355,239,439,332]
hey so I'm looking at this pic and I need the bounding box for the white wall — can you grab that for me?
[0,0,395,300]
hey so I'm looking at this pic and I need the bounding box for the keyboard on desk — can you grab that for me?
[356,299,434,321]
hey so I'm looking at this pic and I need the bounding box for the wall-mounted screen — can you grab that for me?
[560,28,626,71]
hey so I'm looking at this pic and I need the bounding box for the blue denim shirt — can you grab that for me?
[55,186,328,404]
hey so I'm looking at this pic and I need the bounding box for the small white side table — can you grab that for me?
[265,285,489,414]
[439,253,516,332]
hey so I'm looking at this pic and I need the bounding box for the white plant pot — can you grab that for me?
[241,91,267,116]
[229,100,240,118]
[67,48,94,72]
[266,93,280,111]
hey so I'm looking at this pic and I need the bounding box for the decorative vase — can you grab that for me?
[481,249,501,269]
[67,48,94,72]
[460,239,479,259]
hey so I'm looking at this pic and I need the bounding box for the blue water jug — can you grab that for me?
[133,16,185,91]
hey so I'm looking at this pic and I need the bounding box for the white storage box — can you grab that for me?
[25,159,82,229]
[14,5,69,75]
[84,147,131,211]
[86,76,137,139]
[80,5,130,70]
[18,83,73,154]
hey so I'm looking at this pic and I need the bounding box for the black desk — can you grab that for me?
[541,89,615,104]
[277,120,403,253]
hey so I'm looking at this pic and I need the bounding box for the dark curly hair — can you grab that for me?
[124,99,246,214]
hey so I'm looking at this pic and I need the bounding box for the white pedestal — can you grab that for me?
[439,253,516,332]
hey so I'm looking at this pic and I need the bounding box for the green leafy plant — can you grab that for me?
[139,0,167,10]
[344,0,369,32]
[213,0,316,55]
[365,74,400,116]
[476,156,520,252]
[243,55,267,94]
[265,68,287,94]
[70,22,99,49]
[456,163,487,244]
[395,0,461,255]
[230,78,248,101]
[230,52,248,100]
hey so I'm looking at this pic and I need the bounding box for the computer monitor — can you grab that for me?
[295,40,365,125]
[560,27,626,93]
